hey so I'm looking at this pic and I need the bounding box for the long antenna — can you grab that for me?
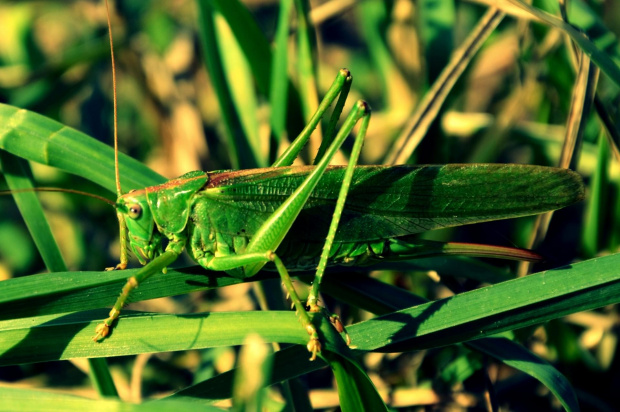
[0,188,115,206]
[104,0,129,270]
[105,0,122,198]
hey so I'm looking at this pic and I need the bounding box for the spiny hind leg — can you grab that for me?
[305,101,371,347]
[269,253,321,361]
[277,100,371,354]
[203,251,321,360]
[221,82,370,358]
[309,304,351,347]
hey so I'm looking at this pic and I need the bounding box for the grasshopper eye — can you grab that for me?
[127,204,142,219]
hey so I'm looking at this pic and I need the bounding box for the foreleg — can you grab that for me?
[93,240,184,341]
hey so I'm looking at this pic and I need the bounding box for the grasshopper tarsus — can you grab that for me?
[305,323,321,361]
[105,262,127,271]
[93,322,111,342]
[308,302,321,313]
[307,338,321,361]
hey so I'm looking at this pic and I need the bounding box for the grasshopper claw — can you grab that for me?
[93,323,110,342]
[305,323,322,360]
[105,262,127,271]
[308,302,321,313]
[307,338,321,361]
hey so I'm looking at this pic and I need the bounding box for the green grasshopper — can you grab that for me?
[0,2,584,362]
[92,100,584,360]
[86,16,585,359]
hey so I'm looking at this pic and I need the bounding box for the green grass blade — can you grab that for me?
[0,266,266,321]
[0,256,519,324]
[323,255,612,412]
[549,0,620,67]
[0,387,225,412]
[322,275,579,412]
[9,249,601,407]
[213,10,265,168]
[0,151,66,272]
[0,150,118,398]
[87,357,119,399]
[195,2,256,169]
[167,314,579,410]
[0,310,318,365]
[357,1,406,111]
[358,253,620,352]
[269,0,295,143]
[2,253,619,363]
[206,0,272,96]
[0,103,164,192]
[323,351,388,412]
[419,0,455,82]
[582,132,609,257]
[506,0,620,87]
[293,0,320,128]
[386,8,505,164]
[472,337,579,412]
[207,0,306,149]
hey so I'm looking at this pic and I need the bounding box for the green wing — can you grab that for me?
[203,164,584,243]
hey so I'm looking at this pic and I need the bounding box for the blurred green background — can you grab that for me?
[1,0,619,410]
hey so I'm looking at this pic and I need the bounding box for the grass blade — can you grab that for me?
[0,152,66,271]
[269,0,295,143]
[0,103,164,192]
[386,8,505,164]
[505,0,620,87]
[213,11,265,167]
[322,275,579,412]
[0,387,224,412]
[472,337,579,412]
[2,253,619,363]
[195,2,256,169]
[582,132,610,257]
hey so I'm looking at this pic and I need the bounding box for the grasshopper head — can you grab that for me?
[117,190,163,264]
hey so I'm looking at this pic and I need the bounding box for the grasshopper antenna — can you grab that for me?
[105,0,129,270]
[0,188,115,206]
[105,0,121,198]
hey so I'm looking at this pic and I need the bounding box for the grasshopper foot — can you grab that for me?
[306,323,321,361]
[307,337,321,361]
[309,301,353,348]
[308,302,321,313]
[93,322,110,342]
[93,308,119,342]
[105,262,127,271]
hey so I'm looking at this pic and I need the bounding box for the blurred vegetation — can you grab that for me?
[0,0,619,410]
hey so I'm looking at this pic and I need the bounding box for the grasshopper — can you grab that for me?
[0,2,584,363]
[86,4,586,361]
